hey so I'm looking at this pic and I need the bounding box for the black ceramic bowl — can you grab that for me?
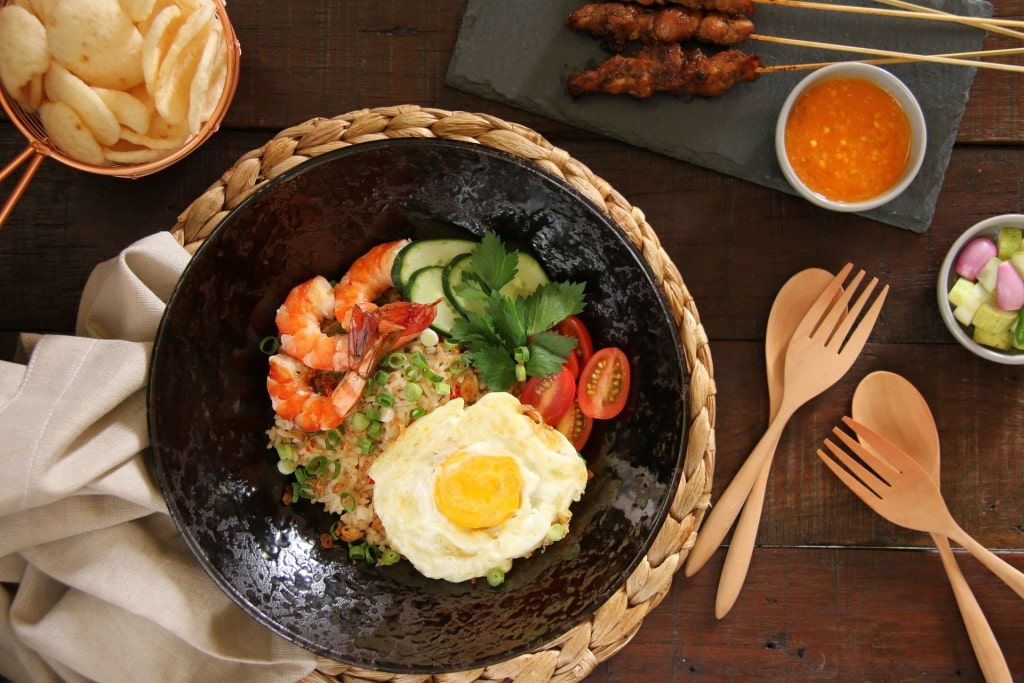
[147,139,688,673]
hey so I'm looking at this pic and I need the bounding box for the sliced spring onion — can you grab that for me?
[298,481,317,500]
[349,413,370,432]
[275,442,295,461]
[486,567,505,587]
[324,429,343,450]
[375,391,395,407]
[348,542,367,561]
[410,351,429,369]
[385,352,408,368]
[259,336,280,355]
[366,421,382,439]
[410,407,426,420]
[356,437,374,454]
[548,523,566,542]
[419,328,439,347]
[294,467,308,484]
[424,368,444,383]
[434,382,451,396]
[374,370,390,386]
[449,358,469,376]
[306,455,327,475]
[404,383,423,402]
[379,548,401,566]
[513,346,530,364]
[323,460,341,480]
[403,366,422,381]
[364,407,382,422]
[339,491,356,512]
[277,459,297,475]
[378,406,395,423]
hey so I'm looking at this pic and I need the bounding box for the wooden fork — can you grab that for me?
[685,264,889,594]
[818,417,1024,601]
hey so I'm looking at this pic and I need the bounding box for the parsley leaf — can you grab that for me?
[446,231,588,391]
[465,345,518,390]
[525,330,577,378]
[487,291,527,349]
[521,281,586,336]
[469,231,519,293]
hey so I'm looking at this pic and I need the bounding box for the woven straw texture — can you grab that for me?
[168,105,717,683]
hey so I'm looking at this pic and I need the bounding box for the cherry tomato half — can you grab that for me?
[556,315,594,369]
[555,399,594,451]
[578,347,630,420]
[519,367,575,426]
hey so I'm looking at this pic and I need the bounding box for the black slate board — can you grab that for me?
[446,0,993,232]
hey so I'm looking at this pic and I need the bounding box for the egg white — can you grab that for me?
[369,391,588,583]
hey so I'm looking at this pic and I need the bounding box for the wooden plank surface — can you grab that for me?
[1,0,1022,680]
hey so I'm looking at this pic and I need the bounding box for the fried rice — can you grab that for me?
[266,337,486,555]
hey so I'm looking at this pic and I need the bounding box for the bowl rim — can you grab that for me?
[147,137,690,672]
[774,62,927,213]
[937,213,1024,365]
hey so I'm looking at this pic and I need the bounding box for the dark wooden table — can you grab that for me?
[2,1,1023,680]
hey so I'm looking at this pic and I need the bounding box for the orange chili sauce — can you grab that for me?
[784,76,912,203]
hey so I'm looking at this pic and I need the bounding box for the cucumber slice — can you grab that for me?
[443,253,487,318]
[443,250,551,318]
[502,251,550,299]
[405,265,462,336]
[391,238,477,296]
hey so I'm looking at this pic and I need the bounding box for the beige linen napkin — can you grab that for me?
[0,232,317,683]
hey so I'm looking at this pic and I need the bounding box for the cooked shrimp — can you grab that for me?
[275,275,355,371]
[268,300,438,431]
[267,354,346,431]
[334,239,410,328]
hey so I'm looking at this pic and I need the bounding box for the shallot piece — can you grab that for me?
[955,237,998,279]
[996,261,1024,310]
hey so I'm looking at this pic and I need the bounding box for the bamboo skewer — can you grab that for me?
[873,0,1024,41]
[754,0,1024,30]
[759,46,1024,72]
[750,34,1024,72]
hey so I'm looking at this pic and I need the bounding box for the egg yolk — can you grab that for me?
[434,451,523,529]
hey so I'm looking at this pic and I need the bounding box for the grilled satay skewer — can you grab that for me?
[567,3,755,51]
[567,43,761,99]
[626,0,755,17]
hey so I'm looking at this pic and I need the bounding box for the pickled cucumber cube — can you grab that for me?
[973,326,1014,351]
[997,227,1023,259]
[947,277,976,307]
[953,281,993,326]
[972,301,1018,334]
[1011,251,1024,279]
[977,256,1002,292]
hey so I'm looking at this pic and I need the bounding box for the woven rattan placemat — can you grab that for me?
[168,105,717,683]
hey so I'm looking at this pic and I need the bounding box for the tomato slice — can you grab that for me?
[519,368,576,426]
[578,347,630,420]
[555,399,593,451]
[556,315,594,369]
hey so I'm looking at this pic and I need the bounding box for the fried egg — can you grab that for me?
[369,391,588,583]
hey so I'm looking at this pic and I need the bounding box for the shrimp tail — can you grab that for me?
[329,300,439,417]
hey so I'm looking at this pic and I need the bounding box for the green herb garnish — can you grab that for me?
[448,232,585,390]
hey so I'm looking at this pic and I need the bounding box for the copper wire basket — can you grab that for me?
[0,0,241,228]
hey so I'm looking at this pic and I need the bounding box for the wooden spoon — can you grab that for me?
[852,371,1012,683]
[714,268,834,618]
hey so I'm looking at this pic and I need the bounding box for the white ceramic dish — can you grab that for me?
[937,213,1024,365]
[775,62,927,213]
